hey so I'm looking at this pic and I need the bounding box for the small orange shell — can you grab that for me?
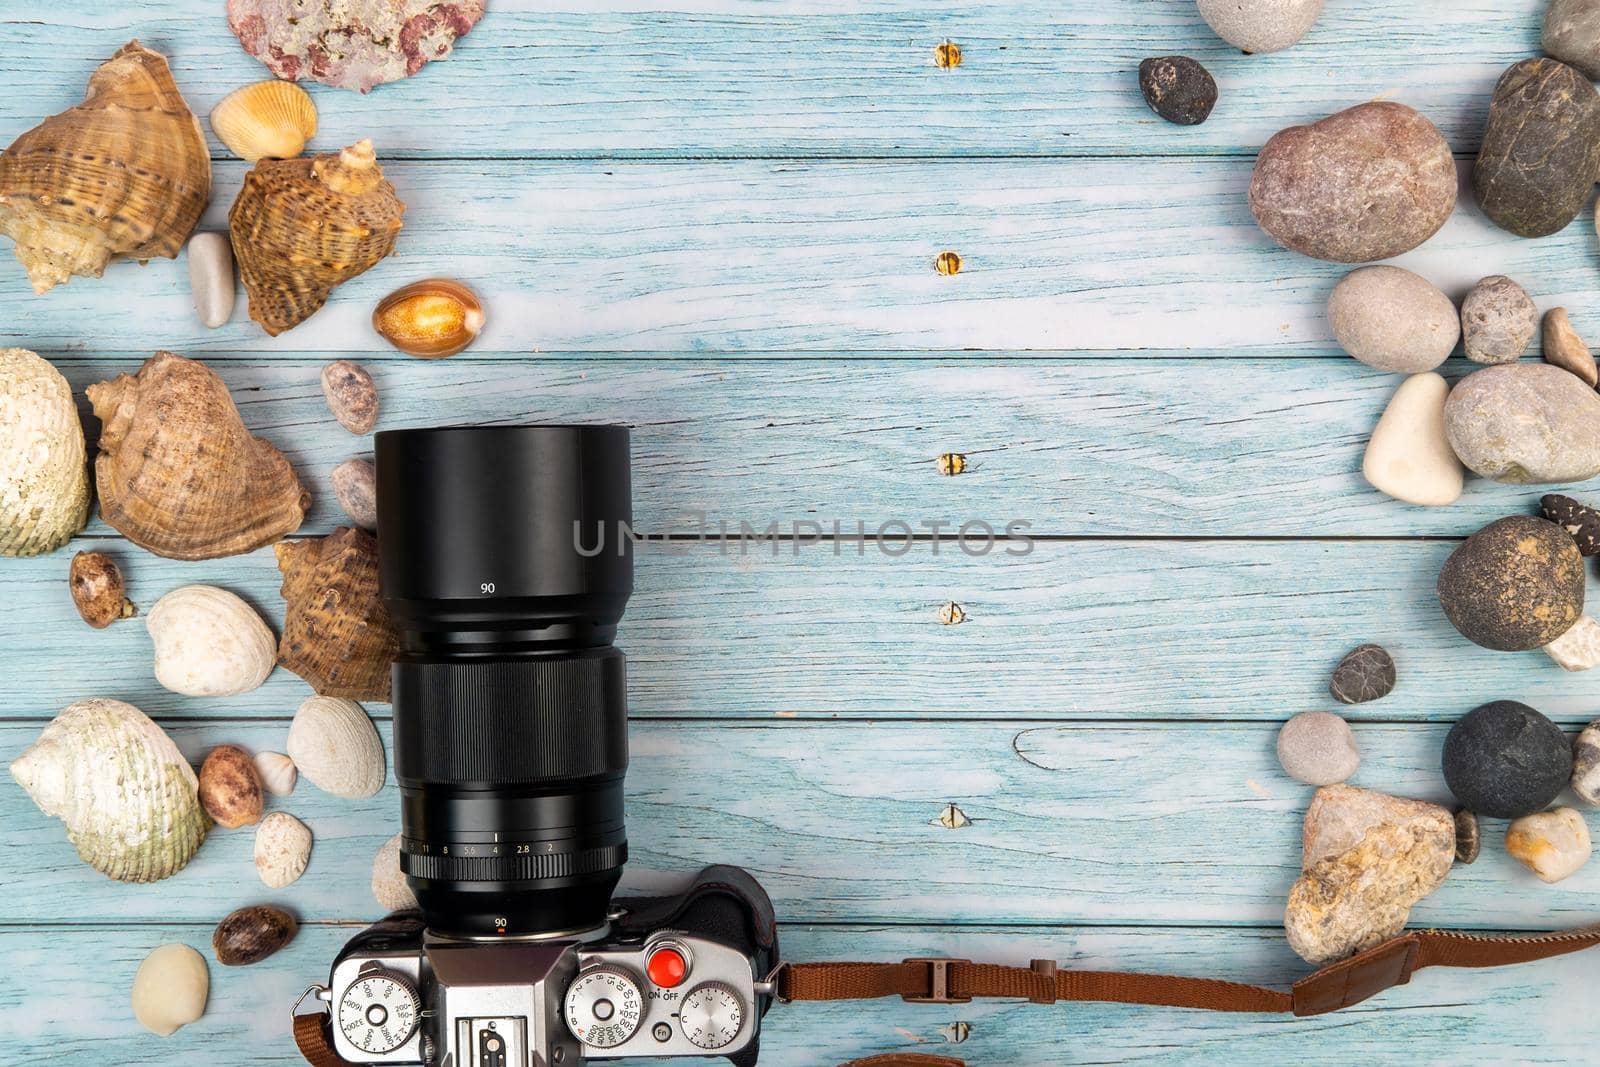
[372,279,485,358]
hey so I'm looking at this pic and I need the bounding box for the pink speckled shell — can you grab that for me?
[227,0,486,93]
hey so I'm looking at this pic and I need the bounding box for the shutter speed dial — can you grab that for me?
[679,982,744,1049]
[564,966,644,1048]
[337,970,421,1054]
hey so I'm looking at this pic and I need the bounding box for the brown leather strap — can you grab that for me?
[293,1011,357,1067]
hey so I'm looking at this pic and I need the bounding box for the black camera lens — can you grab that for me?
[376,425,633,939]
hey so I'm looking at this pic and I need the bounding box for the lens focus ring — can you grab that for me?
[401,841,628,883]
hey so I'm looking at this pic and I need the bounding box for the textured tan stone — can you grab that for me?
[1542,308,1599,387]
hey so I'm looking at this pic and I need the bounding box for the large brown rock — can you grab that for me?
[1284,785,1454,964]
[1436,515,1584,651]
[1473,58,1600,238]
[1249,102,1457,262]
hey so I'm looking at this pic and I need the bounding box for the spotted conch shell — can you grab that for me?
[9,698,208,882]
[0,348,89,556]
[87,352,309,560]
[275,527,399,701]
[229,139,405,335]
[0,41,209,293]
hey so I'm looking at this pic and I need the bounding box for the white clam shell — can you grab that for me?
[286,695,385,798]
[0,347,89,556]
[9,698,207,882]
[131,943,208,1037]
[254,811,311,888]
[371,832,418,912]
[147,585,276,696]
[253,750,297,796]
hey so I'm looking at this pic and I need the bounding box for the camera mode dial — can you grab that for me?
[564,966,644,1049]
[337,969,421,1055]
[678,982,744,1050]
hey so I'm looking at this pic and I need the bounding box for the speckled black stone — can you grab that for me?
[1540,493,1600,556]
[1442,701,1572,819]
[1436,515,1584,652]
[1138,56,1218,126]
[1329,643,1395,704]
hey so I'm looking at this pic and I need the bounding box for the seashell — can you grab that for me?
[322,360,378,434]
[147,585,276,697]
[212,904,298,966]
[230,139,405,335]
[254,811,311,888]
[254,750,297,797]
[9,698,207,882]
[373,279,485,358]
[87,352,309,560]
[0,42,209,294]
[286,695,386,799]
[131,943,208,1036]
[69,551,135,628]
[332,458,378,530]
[209,80,316,163]
[198,744,264,829]
[276,527,399,700]
[0,348,89,557]
[371,832,419,912]
[187,232,236,329]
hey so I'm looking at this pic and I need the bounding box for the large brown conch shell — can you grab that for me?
[87,352,309,560]
[276,526,398,701]
[0,41,210,294]
[229,139,405,335]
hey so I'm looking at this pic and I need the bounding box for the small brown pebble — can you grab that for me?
[68,551,135,628]
[331,458,378,530]
[1542,308,1599,387]
[935,251,962,275]
[212,905,297,966]
[321,360,378,435]
[198,744,265,829]
[1454,809,1480,864]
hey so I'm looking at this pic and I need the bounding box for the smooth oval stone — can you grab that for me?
[1250,102,1456,263]
[1329,644,1396,705]
[1277,711,1360,785]
[186,232,235,330]
[1506,808,1591,883]
[1542,308,1599,387]
[1138,56,1217,126]
[1545,0,1600,83]
[1442,701,1572,818]
[1474,58,1600,238]
[1328,266,1458,373]
[1541,492,1600,555]
[1444,364,1600,484]
[1461,276,1536,365]
[1573,719,1600,805]
[1363,373,1463,507]
[1436,515,1584,651]
[1197,0,1324,54]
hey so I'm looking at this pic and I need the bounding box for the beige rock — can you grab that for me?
[1543,615,1600,672]
[1542,308,1599,387]
[1284,784,1455,964]
[1328,267,1458,373]
[1362,373,1463,507]
[1505,808,1591,883]
[1573,720,1600,806]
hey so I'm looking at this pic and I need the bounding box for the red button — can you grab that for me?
[646,948,687,988]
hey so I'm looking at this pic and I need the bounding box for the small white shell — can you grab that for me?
[253,750,297,797]
[131,943,208,1037]
[147,585,276,696]
[254,811,311,888]
[0,347,90,556]
[371,832,418,912]
[286,695,385,798]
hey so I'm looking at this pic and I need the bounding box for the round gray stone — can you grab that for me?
[1443,363,1600,484]
[1327,266,1458,373]
[1197,0,1324,54]
[1277,711,1361,786]
[1461,276,1536,364]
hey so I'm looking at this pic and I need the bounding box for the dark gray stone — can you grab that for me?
[1436,515,1584,651]
[1473,58,1600,238]
[1540,493,1600,556]
[1442,701,1572,819]
[1138,56,1217,126]
[1329,643,1395,704]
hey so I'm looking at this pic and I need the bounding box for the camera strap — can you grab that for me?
[291,923,1600,1066]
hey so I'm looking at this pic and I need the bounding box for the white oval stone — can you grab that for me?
[186,232,235,329]
[1362,373,1463,506]
[131,943,208,1037]
[1328,266,1458,373]
[1506,808,1591,883]
[1197,0,1324,53]
[1277,711,1360,786]
[1574,720,1600,806]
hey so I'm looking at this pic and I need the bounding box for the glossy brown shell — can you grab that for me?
[372,278,485,358]
[0,41,209,293]
[86,352,309,560]
[229,139,405,335]
[275,526,398,701]
[69,551,135,628]
[212,904,298,966]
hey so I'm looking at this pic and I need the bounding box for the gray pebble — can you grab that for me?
[186,232,235,330]
[1329,643,1395,704]
[331,459,377,530]
[1277,711,1360,786]
[1327,266,1458,373]
[1444,363,1600,484]
[1461,276,1536,364]
[1197,0,1324,54]
[1545,0,1600,79]
[321,360,378,435]
[1454,809,1480,864]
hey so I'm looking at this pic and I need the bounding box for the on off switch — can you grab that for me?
[646,947,688,988]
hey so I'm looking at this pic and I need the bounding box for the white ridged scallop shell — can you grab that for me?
[253,750,297,796]
[371,832,418,912]
[9,698,207,882]
[0,348,89,556]
[254,811,310,888]
[285,695,385,799]
[147,585,276,696]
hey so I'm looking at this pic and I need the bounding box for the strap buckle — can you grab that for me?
[291,984,331,1017]
[901,957,972,1004]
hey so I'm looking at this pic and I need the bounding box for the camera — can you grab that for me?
[302,426,779,1065]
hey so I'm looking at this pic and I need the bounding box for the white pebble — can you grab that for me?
[1543,615,1600,672]
[1277,711,1360,786]
[1362,373,1463,507]
[186,232,235,329]
[1506,808,1591,884]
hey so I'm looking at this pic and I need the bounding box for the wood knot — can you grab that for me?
[934,40,962,69]
[933,802,971,828]
[937,601,966,625]
[936,452,967,475]
[934,250,962,275]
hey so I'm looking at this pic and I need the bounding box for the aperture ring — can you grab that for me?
[401,841,628,883]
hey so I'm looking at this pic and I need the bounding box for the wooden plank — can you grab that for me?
[0,159,1591,355]
[0,923,1591,1064]
[3,720,1595,927]
[8,538,1600,722]
[0,1,1543,159]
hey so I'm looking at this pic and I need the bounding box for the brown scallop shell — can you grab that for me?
[229,139,405,335]
[86,352,309,561]
[275,527,398,701]
[0,41,210,293]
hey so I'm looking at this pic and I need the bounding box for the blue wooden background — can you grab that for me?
[1,2,1598,1063]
